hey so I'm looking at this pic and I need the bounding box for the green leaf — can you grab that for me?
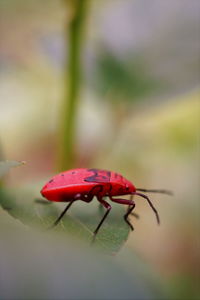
[0,160,25,178]
[92,49,160,101]
[0,210,158,300]
[0,186,130,254]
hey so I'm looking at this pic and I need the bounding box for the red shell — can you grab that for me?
[41,168,136,202]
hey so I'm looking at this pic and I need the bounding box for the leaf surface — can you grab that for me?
[0,186,130,254]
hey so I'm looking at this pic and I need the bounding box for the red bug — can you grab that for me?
[41,168,172,237]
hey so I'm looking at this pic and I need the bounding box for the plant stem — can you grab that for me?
[59,0,88,171]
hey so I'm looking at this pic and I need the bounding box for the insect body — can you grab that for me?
[41,168,172,237]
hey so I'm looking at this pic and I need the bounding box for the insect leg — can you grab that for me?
[124,204,136,230]
[50,194,84,228]
[128,194,139,219]
[51,192,96,229]
[87,184,104,211]
[130,211,140,219]
[94,198,111,236]
[50,200,75,228]
[110,197,136,230]
[72,185,103,209]
[80,194,93,203]
[88,184,103,197]
[132,192,160,224]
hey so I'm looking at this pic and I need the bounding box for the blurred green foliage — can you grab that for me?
[59,0,88,170]
[0,162,163,299]
[0,1,199,299]
[92,49,160,101]
[163,101,198,155]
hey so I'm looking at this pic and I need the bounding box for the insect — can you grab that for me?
[40,168,172,237]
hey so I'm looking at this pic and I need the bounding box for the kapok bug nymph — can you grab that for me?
[40,168,172,237]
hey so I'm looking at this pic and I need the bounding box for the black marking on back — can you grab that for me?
[84,168,111,183]
[49,179,54,183]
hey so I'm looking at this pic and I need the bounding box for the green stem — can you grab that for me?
[59,0,88,171]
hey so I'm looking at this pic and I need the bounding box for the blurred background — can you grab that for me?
[0,0,199,299]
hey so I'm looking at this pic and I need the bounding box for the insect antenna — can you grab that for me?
[132,192,160,224]
[136,188,173,196]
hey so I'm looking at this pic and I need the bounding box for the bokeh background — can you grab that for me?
[0,0,199,299]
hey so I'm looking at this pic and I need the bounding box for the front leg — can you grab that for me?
[129,194,139,219]
[110,197,136,231]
